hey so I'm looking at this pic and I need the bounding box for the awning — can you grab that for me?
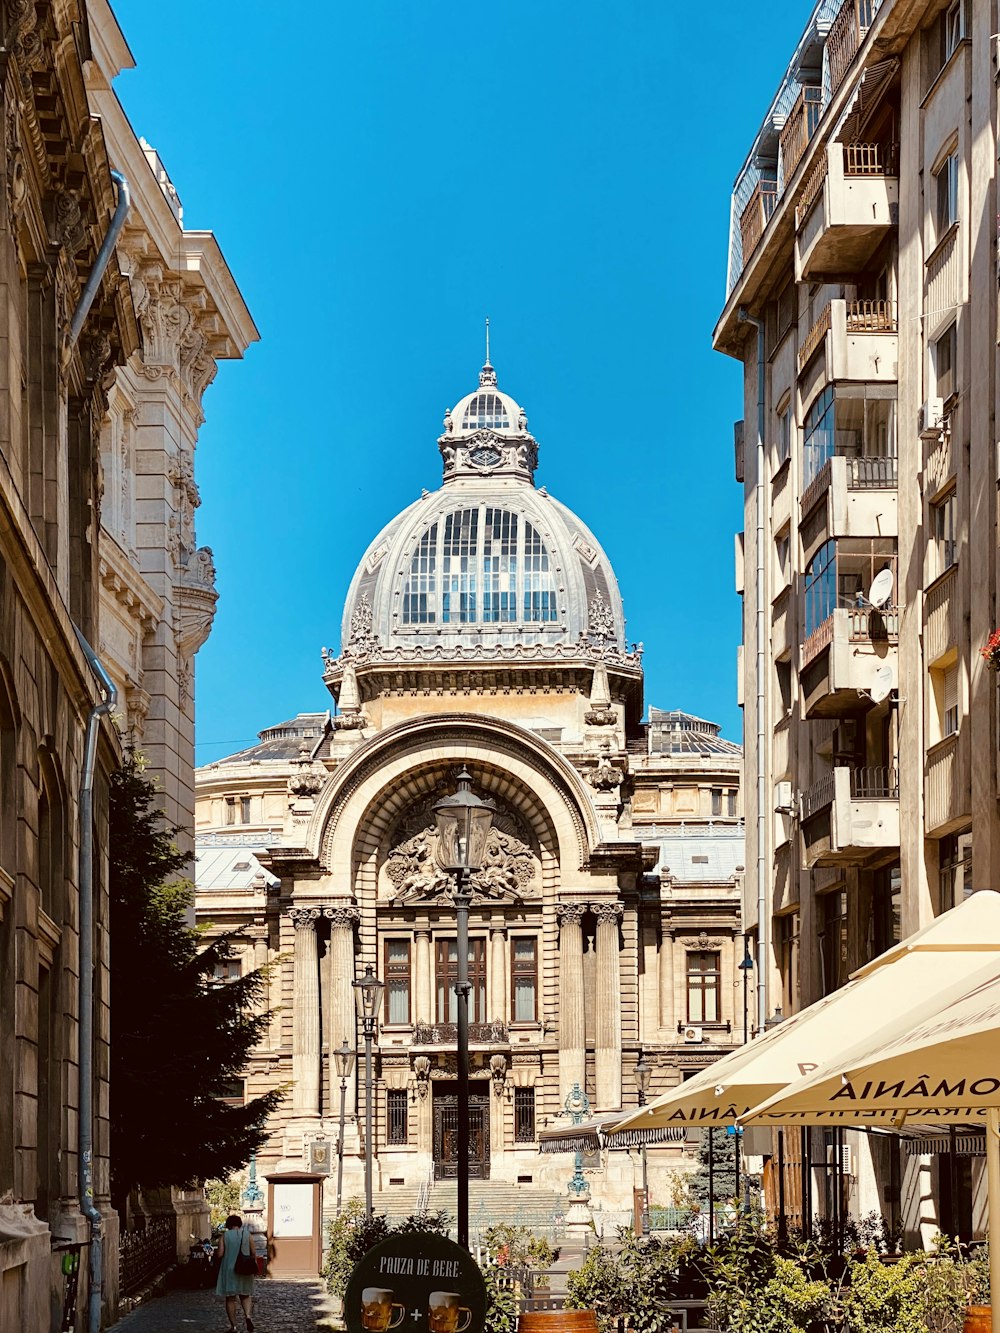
[537,1110,685,1153]
[835,58,899,143]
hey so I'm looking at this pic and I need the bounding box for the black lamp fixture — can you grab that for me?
[634,1052,652,1107]
[432,768,494,1250]
[353,966,384,1218]
[333,1040,356,1217]
[634,1051,652,1235]
[738,935,755,1044]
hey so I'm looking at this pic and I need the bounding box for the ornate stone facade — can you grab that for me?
[195,361,743,1248]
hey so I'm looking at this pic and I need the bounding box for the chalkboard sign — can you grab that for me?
[345,1233,486,1333]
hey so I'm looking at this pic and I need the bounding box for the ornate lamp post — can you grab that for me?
[738,937,755,1044]
[353,964,384,1219]
[333,1040,356,1217]
[634,1053,652,1235]
[433,768,494,1250]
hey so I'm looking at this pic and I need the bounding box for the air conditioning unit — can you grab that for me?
[827,1143,853,1175]
[832,720,857,761]
[682,1025,704,1044]
[919,397,944,435]
[774,780,793,813]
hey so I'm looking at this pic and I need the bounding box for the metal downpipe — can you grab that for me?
[738,307,768,1034]
[74,628,117,1333]
[65,170,131,362]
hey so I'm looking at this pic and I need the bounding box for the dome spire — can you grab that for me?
[480,315,497,387]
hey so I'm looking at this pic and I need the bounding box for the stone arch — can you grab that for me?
[312,714,601,881]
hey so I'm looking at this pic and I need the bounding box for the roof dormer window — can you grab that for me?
[462,393,510,432]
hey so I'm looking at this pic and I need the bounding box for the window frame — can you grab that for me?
[510,936,538,1024]
[435,937,487,1023]
[934,149,959,239]
[386,1088,408,1145]
[514,1087,536,1143]
[384,938,412,1026]
[686,950,721,1024]
[932,487,957,574]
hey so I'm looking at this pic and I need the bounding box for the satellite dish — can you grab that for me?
[867,567,894,609]
[870,664,894,704]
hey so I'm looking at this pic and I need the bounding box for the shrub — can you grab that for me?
[322,1201,449,1300]
[482,1223,555,1270]
[840,1249,927,1333]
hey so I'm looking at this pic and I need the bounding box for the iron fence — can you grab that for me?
[119,1216,175,1297]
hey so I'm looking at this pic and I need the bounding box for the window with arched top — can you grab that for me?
[462,393,510,432]
[36,751,65,922]
[401,507,559,626]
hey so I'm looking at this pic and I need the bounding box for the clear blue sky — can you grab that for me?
[113,1,808,766]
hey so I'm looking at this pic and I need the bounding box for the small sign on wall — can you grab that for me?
[345,1234,486,1333]
[309,1139,332,1175]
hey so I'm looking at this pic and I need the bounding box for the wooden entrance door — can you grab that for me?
[433,1083,490,1180]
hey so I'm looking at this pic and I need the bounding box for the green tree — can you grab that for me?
[689,1127,739,1209]
[109,754,283,1209]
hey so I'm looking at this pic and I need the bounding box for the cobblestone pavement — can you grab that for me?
[109,1277,341,1332]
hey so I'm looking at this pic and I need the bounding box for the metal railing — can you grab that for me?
[413,1020,509,1044]
[850,765,899,799]
[780,86,823,181]
[843,140,898,176]
[847,455,897,488]
[845,298,896,332]
[119,1217,175,1297]
[796,151,829,227]
[800,772,836,821]
[739,178,779,261]
[828,0,878,95]
[798,302,832,370]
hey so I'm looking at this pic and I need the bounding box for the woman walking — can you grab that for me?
[216,1213,255,1332]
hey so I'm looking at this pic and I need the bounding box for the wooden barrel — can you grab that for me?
[518,1312,598,1333]
[963,1306,992,1333]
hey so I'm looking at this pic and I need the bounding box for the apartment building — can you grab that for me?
[717,0,993,1239]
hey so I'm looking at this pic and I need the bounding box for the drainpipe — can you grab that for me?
[74,627,117,1333]
[738,306,768,1035]
[64,170,131,362]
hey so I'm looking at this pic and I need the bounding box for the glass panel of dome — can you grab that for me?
[463,393,510,431]
[482,508,518,623]
[523,521,558,622]
[402,522,438,623]
[441,509,478,622]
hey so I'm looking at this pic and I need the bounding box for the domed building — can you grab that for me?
[194,355,744,1269]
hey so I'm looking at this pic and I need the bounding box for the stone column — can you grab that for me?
[329,906,360,1117]
[289,907,322,1118]
[414,929,432,1024]
[556,903,586,1094]
[594,903,624,1109]
[659,924,675,1034]
[490,923,507,1024]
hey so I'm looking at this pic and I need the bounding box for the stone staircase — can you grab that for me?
[374,1179,568,1243]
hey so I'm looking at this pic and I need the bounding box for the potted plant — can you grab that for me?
[980,628,1000,670]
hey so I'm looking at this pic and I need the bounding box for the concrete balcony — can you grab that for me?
[801,764,899,866]
[795,142,898,281]
[800,606,898,718]
[799,455,898,563]
[798,299,898,383]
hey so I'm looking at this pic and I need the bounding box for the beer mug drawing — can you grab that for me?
[361,1287,406,1332]
[428,1291,472,1333]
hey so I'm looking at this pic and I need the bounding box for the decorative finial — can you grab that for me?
[479,316,497,388]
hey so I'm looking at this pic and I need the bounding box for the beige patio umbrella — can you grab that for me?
[607,890,1000,1137]
[740,962,1000,1333]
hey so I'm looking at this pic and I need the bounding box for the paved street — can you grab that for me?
[109,1278,341,1332]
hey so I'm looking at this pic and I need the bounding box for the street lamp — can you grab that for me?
[634,1052,652,1236]
[433,768,494,1250]
[353,965,384,1219]
[333,1040,356,1217]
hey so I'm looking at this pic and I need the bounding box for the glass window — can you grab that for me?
[820,890,848,995]
[727,790,738,817]
[935,325,956,401]
[870,864,902,959]
[514,1087,536,1142]
[387,1089,408,1145]
[803,540,836,637]
[939,832,972,910]
[943,661,959,736]
[802,387,834,487]
[687,951,720,1023]
[511,938,537,1023]
[401,508,559,627]
[225,796,236,826]
[778,913,800,1015]
[711,788,723,816]
[212,958,242,985]
[385,940,411,1025]
[240,796,251,824]
[942,1,963,63]
[933,490,957,572]
[776,400,791,467]
[463,393,510,431]
[435,939,487,1023]
[935,152,959,237]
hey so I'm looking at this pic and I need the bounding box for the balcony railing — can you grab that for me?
[843,141,898,176]
[739,179,779,262]
[850,764,898,799]
[781,86,823,181]
[845,299,896,332]
[847,455,897,488]
[828,0,878,96]
[801,772,836,821]
[846,605,899,642]
[796,152,829,227]
[413,1021,509,1045]
[798,302,832,370]
[926,225,960,327]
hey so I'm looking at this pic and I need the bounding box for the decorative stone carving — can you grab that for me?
[287,743,326,799]
[185,546,216,587]
[348,593,379,651]
[54,191,86,254]
[5,87,26,228]
[328,905,360,931]
[125,684,151,737]
[584,660,615,725]
[586,743,625,792]
[591,902,624,925]
[413,1054,431,1098]
[383,792,535,905]
[490,1053,507,1097]
[588,592,615,645]
[333,660,367,731]
[177,658,192,704]
[682,931,724,951]
[555,902,586,928]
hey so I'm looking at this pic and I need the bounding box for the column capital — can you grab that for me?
[592,902,624,925]
[555,902,586,927]
[288,906,322,929]
[328,905,361,931]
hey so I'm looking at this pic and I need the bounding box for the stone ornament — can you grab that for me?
[349,592,378,650]
[592,902,624,925]
[588,591,615,645]
[287,743,326,798]
[555,902,586,928]
[586,750,625,792]
[413,1055,431,1098]
[490,1053,508,1097]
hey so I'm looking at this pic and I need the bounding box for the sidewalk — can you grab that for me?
[109,1277,342,1332]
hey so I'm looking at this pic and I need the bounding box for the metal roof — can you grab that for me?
[642,824,746,883]
[194,845,278,891]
